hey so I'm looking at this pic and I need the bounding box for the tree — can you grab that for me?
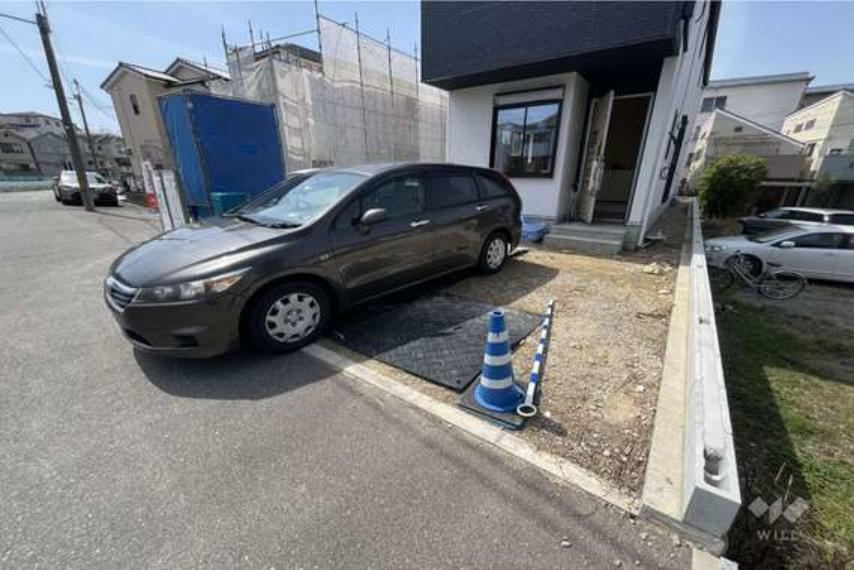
[696,155,767,218]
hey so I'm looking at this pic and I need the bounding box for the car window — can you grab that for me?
[789,233,847,249]
[828,214,854,225]
[762,209,785,219]
[87,173,108,185]
[790,211,823,222]
[428,174,479,209]
[362,175,425,220]
[59,171,77,185]
[476,173,510,199]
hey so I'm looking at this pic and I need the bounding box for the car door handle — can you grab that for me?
[475,204,489,212]
[410,219,431,228]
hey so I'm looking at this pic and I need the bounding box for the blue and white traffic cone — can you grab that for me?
[473,309,524,412]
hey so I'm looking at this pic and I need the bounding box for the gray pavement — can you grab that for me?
[0,192,690,568]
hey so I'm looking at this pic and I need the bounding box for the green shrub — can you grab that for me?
[697,155,767,218]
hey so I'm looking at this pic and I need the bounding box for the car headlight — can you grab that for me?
[704,244,727,253]
[136,268,249,303]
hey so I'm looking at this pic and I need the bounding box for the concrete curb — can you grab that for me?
[639,201,728,556]
[303,343,638,514]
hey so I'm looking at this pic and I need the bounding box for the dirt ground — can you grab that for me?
[326,201,689,498]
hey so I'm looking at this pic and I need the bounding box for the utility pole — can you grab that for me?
[36,5,94,210]
[73,79,99,175]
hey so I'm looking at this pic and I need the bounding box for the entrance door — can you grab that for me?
[576,91,614,223]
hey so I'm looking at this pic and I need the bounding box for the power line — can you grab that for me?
[0,12,36,25]
[0,23,51,85]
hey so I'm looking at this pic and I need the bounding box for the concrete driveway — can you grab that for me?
[0,192,689,568]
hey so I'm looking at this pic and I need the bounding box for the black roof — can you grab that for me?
[421,1,698,91]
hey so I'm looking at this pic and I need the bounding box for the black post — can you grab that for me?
[36,8,94,210]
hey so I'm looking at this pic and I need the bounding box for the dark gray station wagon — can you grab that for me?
[105,163,522,357]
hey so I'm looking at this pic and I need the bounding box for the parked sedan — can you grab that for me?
[104,163,522,357]
[738,207,854,235]
[54,170,120,206]
[705,225,854,283]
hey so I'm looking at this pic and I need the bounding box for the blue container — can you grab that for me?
[159,91,285,218]
[521,216,549,242]
[210,192,249,216]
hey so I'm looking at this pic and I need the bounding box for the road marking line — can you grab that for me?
[303,343,637,514]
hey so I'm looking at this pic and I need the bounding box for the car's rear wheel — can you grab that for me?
[246,281,331,353]
[479,232,509,274]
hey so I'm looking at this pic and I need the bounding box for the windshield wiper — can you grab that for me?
[236,214,299,229]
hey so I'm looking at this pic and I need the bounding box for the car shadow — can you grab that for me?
[135,347,335,400]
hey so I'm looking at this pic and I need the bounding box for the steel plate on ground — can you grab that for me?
[331,294,540,391]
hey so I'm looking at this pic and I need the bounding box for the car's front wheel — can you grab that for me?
[479,232,509,274]
[245,281,331,353]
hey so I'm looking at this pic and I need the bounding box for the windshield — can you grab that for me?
[235,171,366,227]
[59,171,108,186]
[748,227,806,243]
[87,173,108,185]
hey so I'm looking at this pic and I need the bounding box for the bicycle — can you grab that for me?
[709,251,806,300]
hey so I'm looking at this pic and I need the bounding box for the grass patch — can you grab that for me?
[717,300,853,568]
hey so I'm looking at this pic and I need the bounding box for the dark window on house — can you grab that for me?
[130,94,140,115]
[793,123,803,133]
[804,143,816,156]
[491,100,561,178]
[0,142,24,153]
[829,148,843,155]
[700,96,727,112]
[804,119,816,130]
[475,173,511,198]
[428,174,479,209]
[733,126,743,133]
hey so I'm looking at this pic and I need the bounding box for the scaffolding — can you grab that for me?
[224,15,447,172]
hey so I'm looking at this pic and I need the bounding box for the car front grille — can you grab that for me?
[105,275,138,312]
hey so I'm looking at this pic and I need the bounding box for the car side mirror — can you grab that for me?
[778,240,795,248]
[359,208,387,226]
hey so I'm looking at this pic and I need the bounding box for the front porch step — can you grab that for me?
[549,222,628,242]
[542,233,624,256]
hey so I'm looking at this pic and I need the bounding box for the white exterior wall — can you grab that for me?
[696,78,810,131]
[628,0,711,246]
[783,92,854,176]
[446,72,588,220]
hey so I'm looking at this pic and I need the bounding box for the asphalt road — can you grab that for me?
[0,192,690,569]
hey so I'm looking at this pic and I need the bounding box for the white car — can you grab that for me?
[704,225,854,283]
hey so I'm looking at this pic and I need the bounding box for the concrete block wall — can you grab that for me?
[681,201,741,536]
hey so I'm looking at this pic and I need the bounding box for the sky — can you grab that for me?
[1,1,853,135]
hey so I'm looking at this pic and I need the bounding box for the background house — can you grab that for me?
[0,129,39,176]
[687,108,808,209]
[101,59,231,189]
[693,72,813,132]
[0,112,66,139]
[421,0,721,251]
[784,90,854,208]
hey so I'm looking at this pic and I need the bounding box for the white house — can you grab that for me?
[421,1,721,252]
[783,91,854,208]
[694,72,813,132]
